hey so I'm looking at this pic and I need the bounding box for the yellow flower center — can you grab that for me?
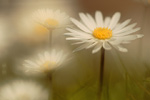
[45,18,59,27]
[34,23,49,35]
[93,27,112,40]
[42,61,56,72]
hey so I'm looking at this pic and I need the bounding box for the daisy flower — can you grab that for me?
[32,9,69,31]
[20,9,69,43]
[22,49,68,76]
[65,11,144,53]
[0,80,48,100]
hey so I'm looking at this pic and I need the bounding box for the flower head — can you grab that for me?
[22,49,68,76]
[65,11,144,53]
[32,9,69,31]
[0,80,48,100]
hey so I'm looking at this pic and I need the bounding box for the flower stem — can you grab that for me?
[47,29,53,100]
[47,74,53,100]
[99,48,105,99]
[48,30,53,49]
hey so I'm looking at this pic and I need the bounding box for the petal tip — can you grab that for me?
[137,34,144,38]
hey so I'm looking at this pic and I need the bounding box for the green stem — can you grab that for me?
[47,74,53,100]
[99,48,105,100]
[48,30,53,49]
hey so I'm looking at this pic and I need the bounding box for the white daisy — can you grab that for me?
[32,8,69,30]
[65,11,144,53]
[22,49,68,76]
[20,9,69,43]
[0,80,48,100]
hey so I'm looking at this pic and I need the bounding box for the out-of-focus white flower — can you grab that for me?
[65,11,144,53]
[32,9,69,30]
[20,9,69,43]
[0,80,48,100]
[22,49,68,76]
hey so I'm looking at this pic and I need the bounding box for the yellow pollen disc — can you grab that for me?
[42,61,56,72]
[93,27,112,40]
[34,24,49,35]
[45,18,59,27]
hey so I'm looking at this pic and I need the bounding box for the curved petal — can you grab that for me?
[66,28,93,38]
[103,41,112,50]
[92,41,103,54]
[79,13,95,31]
[114,45,128,52]
[115,34,143,41]
[86,13,97,29]
[109,39,122,45]
[66,37,83,41]
[73,43,90,52]
[108,12,121,29]
[104,17,111,28]
[115,27,141,36]
[95,11,103,27]
[70,18,91,33]
[113,19,131,32]
[113,23,137,34]
[24,60,38,67]
[86,41,98,49]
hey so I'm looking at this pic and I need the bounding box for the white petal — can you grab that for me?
[113,19,131,32]
[24,60,38,67]
[116,34,143,41]
[122,41,131,44]
[44,52,50,60]
[137,34,144,38]
[103,41,112,50]
[86,13,97,28]
[73,43,90,52]
[66,37,82,41]
[92,41,103,54]
[70,18,91,33]
[95,11,103,27]
[38,54,45,63]
[71,41,85,45]
[54,10,60,19]
[109,39,122,45]
[115,27,141,36]
[79,13,95,31]
[86,42,98,49]
[64,33,78,37]
[114,45,128,52]
[66,28,93,38]
[113,23,137,34]
[108,12,121,29]
[104,17,111,27]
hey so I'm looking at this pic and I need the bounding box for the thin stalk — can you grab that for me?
[99,48,105,99]
[47,29,53,100]
[47,74,53,100]
[48,29,53,49]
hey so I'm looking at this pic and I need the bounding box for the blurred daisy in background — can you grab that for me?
[32,9,69,30]
[20,9,69,43]
[65,11,144,53]
[22,49,68,76]
[0,80,48,100]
